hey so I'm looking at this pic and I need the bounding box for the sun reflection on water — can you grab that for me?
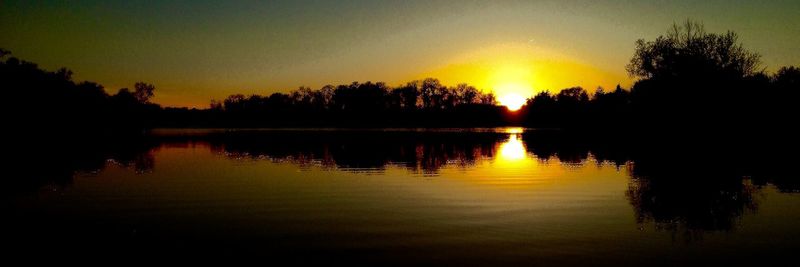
[478,128,553,189]
[502,127,524,134]
[498,134,526,161]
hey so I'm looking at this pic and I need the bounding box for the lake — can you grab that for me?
[4,128,799,265]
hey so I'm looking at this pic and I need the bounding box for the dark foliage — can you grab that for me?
[517,20,799,154]
[207,78,504,127]
[1,50,159,132]
[1,21,797,133]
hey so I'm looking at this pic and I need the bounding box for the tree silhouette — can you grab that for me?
[627,20,761,80]
[620,20,782,134]
[3,20,798,131]
[774,66,800,88]
[134,82,155,104]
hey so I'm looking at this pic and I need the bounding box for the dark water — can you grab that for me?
[4,128,799,265]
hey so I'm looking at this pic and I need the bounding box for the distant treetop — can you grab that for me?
[627,20,762,80]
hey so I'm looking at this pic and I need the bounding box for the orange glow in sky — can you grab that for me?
[3,2,798,107]
[421,43,629,109]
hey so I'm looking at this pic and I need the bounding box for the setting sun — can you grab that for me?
[419,43,631,112]
[5,1,799,264]
[488,61,534,111]
[498,93,527,111]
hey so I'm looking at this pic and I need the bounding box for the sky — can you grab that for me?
[2,0,799,107]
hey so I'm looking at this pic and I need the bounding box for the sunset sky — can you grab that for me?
[2,0,799,107]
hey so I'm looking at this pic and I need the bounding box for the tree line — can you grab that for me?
[518,21,798,136]
[3,21,798,132]
[2,48,159,132]
[196,79,504,127]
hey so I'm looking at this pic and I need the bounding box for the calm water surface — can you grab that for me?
[5,128,799,265]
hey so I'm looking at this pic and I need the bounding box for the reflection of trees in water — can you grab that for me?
[236,131,791,237]
[626,156,762,237]
[9,130,796,237]
[523,130,790,237]
[208,131,501,175]
[6,135,157,195]
[106,152,155,174]
[626,173,760,241]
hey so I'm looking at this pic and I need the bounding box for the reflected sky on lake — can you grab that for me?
[4,128,800,265]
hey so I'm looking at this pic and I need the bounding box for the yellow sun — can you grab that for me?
[498,93,526,111]
[420,42,632,112]
[489,64,533,111]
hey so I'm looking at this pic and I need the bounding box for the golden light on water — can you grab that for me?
[498,134,526,161]
[481,129,550,189]
[502,127,525,134]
